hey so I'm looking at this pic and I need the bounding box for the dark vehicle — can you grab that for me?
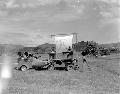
[15,56,78,71]
[50,58,78,71]
[15,52,78,71]
[15,57,33,71]
[99,48,110,56]
[15,57,52,71]
[15,52,52,71]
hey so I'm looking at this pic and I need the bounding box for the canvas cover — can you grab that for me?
[53,34,73,53]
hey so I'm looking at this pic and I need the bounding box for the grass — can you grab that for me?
[1,54,120,94]
[87,54,120,76]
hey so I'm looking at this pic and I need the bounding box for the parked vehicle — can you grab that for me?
[15,34,80,71]
[15,54,78,71]
[15,52,52,71]
[15,57,32,71]
[50,58,78,71]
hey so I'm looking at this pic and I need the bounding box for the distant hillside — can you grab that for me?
[0,44,5,55]
[37,43,55,49]
[18,43,55,54]
[16,42,120,55]
[99,42,120,49]
[0,44,24,55]
[35,43,55,53]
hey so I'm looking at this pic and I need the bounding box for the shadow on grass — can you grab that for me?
[33,66,66,71]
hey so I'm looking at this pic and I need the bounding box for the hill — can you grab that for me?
[0,44,24,55]
[99,42,120,49]
[18,43,55,54]
[2,42,119,55]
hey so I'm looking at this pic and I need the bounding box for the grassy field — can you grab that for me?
[0,54,120,94]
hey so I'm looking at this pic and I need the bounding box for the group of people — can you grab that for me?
[48,46,73,60]
[17,51,34,63]
[17,47,86,62]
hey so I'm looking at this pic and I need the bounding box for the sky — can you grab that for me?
[0,0,119,47]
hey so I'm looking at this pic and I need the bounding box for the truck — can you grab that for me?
[15,34,79,71]
[15,53,78,71]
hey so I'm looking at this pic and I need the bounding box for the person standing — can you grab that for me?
[17,52,24,63]
[49,47,56,60]
[81,50,91,71]
[67,46,73,59]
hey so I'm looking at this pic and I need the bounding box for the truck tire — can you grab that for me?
[48,65,54,70]
[66,65,73,71]
[20,65,28,71]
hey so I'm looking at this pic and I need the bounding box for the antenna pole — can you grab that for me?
[50,34,55,44]
[72,33,78,44]
[72,33,78,58]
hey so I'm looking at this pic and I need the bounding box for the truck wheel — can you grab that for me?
[20,65,28,71]
[74,65,80,70]
[49,65,54,70]
[66,65,73,71]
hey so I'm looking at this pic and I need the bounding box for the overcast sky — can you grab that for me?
[0,0,119,46]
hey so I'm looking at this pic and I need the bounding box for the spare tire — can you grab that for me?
[66,65,73,71]
[20,65,28,71]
